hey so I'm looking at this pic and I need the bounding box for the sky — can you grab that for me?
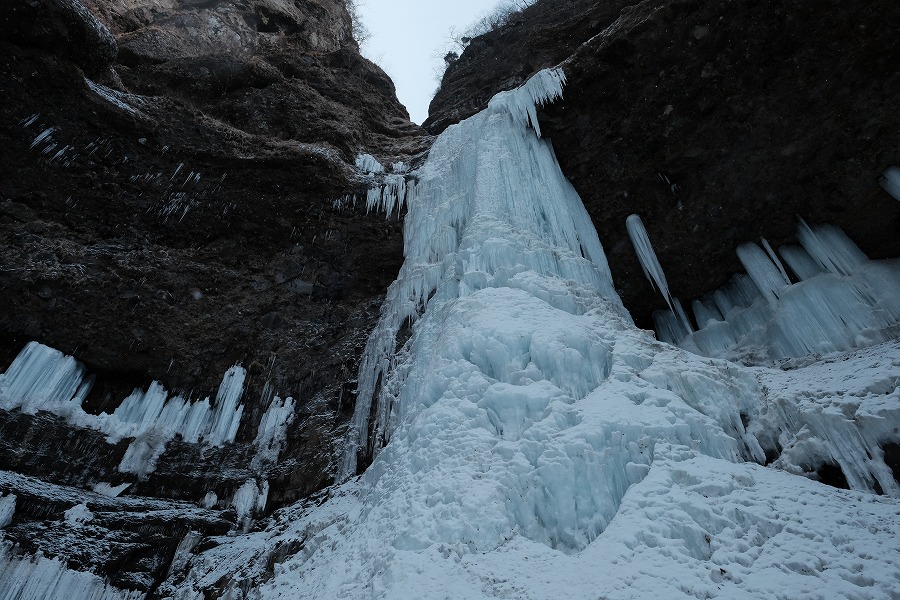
[356,0,503,125]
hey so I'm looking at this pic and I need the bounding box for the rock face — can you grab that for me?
[0,0,426,591]
[427,0,900,329]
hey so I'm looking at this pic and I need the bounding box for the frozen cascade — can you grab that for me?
[676,221,900,362]
[625,214,692,338]
[158,68,894,599]
[0,543,143,600]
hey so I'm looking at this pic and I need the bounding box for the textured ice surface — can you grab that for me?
[63,503,93,525]
[251,396,295,470]
[164,69,900,599]
[0,542,143,600]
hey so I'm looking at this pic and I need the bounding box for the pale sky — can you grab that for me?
[357,0,503,125]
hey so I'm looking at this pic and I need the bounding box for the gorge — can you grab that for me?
[1,0,898,598]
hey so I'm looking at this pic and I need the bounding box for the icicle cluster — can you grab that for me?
[0,343,252,476]
[350,154,416,218]
[664,220,900,361]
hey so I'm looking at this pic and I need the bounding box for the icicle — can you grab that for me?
[797,219,868,276]
[355,153,384,174]
[625,214,692,336]
[736,242,790,305]
[29,127,55,150]
[692,297,722,328]
[779,245,823,281]
[760,238,791,284]
[0,341,91,414]
[879,166,900,201]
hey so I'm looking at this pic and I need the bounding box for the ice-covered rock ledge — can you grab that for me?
[165,69,899,599]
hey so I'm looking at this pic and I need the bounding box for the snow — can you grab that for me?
[92,482,131,498]
[880,166,900,201]
[0,542,143,600]
[164,68,900,599]
[63,503,93,526]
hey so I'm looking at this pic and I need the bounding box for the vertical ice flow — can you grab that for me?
[340,67,617,479]
[625,214,692,339]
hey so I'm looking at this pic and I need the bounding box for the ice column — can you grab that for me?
[340,67,617,479]
[625,214,692,340]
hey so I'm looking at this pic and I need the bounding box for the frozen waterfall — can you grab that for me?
[167,68,900,600]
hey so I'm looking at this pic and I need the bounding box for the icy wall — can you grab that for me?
[168,69,900,599]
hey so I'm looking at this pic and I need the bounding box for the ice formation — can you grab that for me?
[143,68,892,599]
[670,221,900,362]
[626,214,692,338]
[92,482,130,498]
[251,396,295,470]
[0,494,14,529]
[880,166,900,201]
[0,343,249,475]
[0,543,143,600]
[5,65,899,598]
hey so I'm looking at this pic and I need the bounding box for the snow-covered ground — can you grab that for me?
[163,69,900,599]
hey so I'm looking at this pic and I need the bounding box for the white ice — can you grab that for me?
[167,69,900,600]
[63,503,93,526]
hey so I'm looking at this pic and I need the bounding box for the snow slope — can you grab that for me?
[167,69,900,599]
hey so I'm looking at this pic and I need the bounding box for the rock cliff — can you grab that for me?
[0,0,426,590]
